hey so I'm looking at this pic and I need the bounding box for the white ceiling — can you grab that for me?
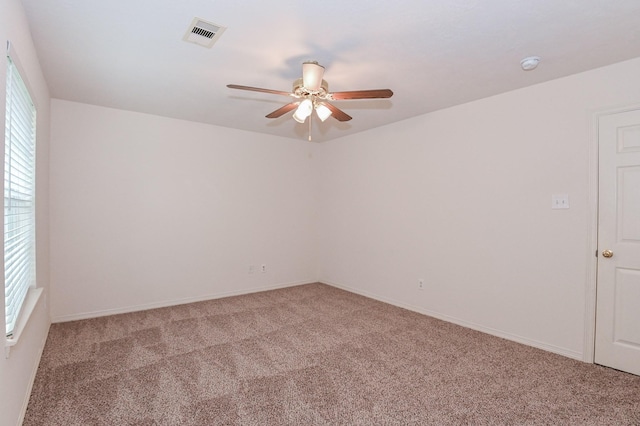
[20,0,640,142]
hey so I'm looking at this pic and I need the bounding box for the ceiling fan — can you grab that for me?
[227,61,393,138]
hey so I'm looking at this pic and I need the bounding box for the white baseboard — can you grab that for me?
[323,280,584,362]
[51,279,315,323]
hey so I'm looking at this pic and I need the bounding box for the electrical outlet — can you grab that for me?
[261,264,267,273]
[551,194,569,209]
[418,279,424,290]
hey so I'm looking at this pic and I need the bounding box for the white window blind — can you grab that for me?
[4,54,36,337]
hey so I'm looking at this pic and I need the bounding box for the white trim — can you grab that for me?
[584,102,640,363]
[51,279,315,323]
[5,287,43,357]
[6,41,39,110]
[324,280,583,361]
[16,322,50,426]
[583,108,600,363]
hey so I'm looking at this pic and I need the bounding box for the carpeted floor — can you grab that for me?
[24,283,640,425]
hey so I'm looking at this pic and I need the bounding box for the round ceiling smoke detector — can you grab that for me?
[520,56,541,71]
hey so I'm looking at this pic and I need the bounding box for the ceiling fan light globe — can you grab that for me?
[293,99,313,123]
[316,103,332,122]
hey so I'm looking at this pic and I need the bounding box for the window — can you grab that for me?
[4,54,36,337]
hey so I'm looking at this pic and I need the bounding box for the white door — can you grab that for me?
[595,109,640,376]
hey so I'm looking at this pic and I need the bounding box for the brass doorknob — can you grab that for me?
[602,250,614,258]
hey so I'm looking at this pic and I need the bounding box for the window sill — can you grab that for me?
[5,287,44,358]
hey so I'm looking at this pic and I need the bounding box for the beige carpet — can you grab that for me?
[24,283,640,425]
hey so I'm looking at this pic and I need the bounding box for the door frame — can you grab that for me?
[585,102,640,363]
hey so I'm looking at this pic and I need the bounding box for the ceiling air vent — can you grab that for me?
[183,18,226,48]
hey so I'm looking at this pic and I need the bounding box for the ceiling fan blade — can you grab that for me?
[328,89,394,100]
[324,102,352,122]
[227,84,292,97]
[266,102,299,119]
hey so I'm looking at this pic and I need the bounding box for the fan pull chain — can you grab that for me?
[308,114,312,142]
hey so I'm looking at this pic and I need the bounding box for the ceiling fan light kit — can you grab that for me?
[292,99,313,123]
[227,61,393,139]
[315,103,332,122]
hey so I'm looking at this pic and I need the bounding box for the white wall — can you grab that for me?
[43,28,640,366]
[0,0,51,425]
[315,57,640,360]
[49,58,640,362]
[49,101,318,321]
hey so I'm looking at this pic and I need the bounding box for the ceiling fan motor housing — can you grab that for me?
[293,78,329,98]
[302,61,325,91]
